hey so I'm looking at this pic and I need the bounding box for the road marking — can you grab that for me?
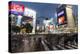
[67,44,78,49]
[53,46,58,50]
[41,40,50,50]
[57,45,65,49]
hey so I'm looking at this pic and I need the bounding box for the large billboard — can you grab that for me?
[9,2,24,15]
[24,8,36,18]
[57,8,67,25]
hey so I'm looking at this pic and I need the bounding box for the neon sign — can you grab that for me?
[9,3,24,15]
[58,11,64,16]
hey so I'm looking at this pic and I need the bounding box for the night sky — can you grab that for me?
[10,1,78,25]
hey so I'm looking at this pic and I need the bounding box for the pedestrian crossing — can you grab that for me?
[65,44,78,49]
[52,44,78,50]
[42,40,78,50]
[54,44,65,50]
[41,40,50,50]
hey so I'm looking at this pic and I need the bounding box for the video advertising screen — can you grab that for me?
[57,10,67,25]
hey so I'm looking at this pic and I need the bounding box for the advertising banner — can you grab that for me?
[57,9,67,25]
[9,3,24,15]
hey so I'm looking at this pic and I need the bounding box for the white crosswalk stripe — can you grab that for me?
[67,44,78,49]
[53,46,58,50]
[56,45,65,49]
[41,40,50,50]
[41,40,78,50]
[52,44,78,50]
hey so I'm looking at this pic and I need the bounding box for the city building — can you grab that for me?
[23,7,36,34]
[57,4,77,33]
[9,2,36,34]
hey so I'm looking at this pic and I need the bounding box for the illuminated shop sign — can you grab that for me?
[58,11,64,16]
[24,8,36,18]
[9,3,24,15]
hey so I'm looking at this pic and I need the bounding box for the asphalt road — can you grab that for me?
[9,33,78,53]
